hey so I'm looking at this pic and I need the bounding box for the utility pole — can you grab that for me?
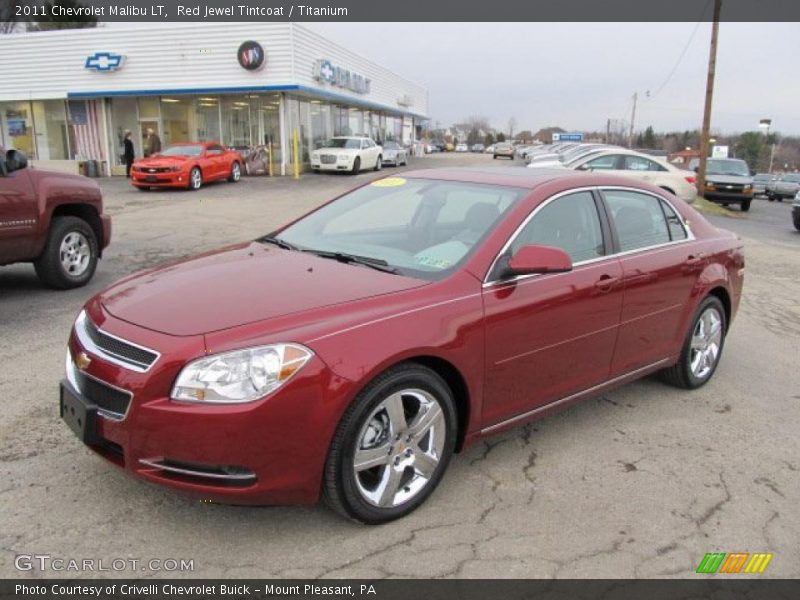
[697,0,722,197]
[628,93,638,148]
[606,118,611,144]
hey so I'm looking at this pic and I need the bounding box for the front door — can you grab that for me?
[0,168,38,261]
[482,190,624,427]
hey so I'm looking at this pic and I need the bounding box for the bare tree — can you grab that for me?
[508,117,517,139]
[1,0,28,33]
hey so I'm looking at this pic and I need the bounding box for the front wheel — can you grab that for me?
[661,296,727,389]
[741,199,751,212]
[33,216,98,289]
[323,363,457,524]
[228,161,241,182]
[188,167,202,190]
[793,216,800,232]
[351,157,361,175]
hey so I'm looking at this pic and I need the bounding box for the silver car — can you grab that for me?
[380,141,408,166]
[766,173,800,202]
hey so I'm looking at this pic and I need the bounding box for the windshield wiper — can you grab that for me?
[258,236,299,251]
[303,249,398,274]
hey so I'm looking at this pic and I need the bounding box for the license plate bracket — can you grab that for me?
[60,383,99,445]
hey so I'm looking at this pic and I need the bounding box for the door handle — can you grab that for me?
[594,274,619,292]
[685,253,705,266]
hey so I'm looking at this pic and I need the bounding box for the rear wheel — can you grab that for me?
[228,161,241,182]
[375,155,382,171]
[493,155,497,160]
[188,167,202,190]
[741,199,751,212]
[661,296,726,389]
[323,363,457,524]
[33,216,98,289]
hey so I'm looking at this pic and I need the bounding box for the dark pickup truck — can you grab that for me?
[0,149,111,289]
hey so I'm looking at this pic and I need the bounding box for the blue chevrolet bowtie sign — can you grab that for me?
[552,132,584,142]
[84,52,125,72]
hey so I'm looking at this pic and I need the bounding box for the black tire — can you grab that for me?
[660,296,727,390]
[188,166,202,190]
[374,155,382,171]
[136,186,150,192]
[767,194,775,202]
[33,216,98,290]
[323,363,457,524]
[741,199,751,212]
[793,216,800,232]
[493,155,497,160]
[228,161,241,183]
[351,157,361,175]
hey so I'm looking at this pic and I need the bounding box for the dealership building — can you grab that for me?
[0,23,428,176]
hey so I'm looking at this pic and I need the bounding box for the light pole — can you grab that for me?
[759,118,774,173]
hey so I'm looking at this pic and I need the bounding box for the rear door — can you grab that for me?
[0,168,38,261]
[482,189,624,427]
[601,188,703,375]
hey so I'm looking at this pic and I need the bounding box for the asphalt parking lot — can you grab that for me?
[1,152,798,579]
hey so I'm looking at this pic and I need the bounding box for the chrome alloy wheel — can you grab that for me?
[231,162,241,181]
[190,168,202,189]
[689,306,723,379]
[59,231,91,277]
[353,389,446,508]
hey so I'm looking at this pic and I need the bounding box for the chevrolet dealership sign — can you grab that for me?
[313,59,371,94]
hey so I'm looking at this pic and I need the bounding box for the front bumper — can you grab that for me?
[131,172,187,188]
[705,190,753,204]
[61,310,353,505]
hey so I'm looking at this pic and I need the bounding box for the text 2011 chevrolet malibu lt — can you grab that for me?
[61,168,744,523]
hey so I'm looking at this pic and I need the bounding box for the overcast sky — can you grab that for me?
[305,22,800,136]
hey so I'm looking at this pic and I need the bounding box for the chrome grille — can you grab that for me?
[75,311,160,372]
[320,154,337,164]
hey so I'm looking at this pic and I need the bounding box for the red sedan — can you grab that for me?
[131,142,242,191]
[61,168,744,523]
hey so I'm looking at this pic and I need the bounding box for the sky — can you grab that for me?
[304,22,800,136]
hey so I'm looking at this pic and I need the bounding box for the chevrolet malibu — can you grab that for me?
[61,168,744,523]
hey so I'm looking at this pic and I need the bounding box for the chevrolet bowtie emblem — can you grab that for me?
[76,352,92,370]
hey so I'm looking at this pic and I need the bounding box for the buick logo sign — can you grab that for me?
[237,41,265,71]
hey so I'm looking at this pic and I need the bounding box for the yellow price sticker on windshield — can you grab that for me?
[371,177,407,188]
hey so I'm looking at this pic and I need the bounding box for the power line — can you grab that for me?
[646,0,712,101]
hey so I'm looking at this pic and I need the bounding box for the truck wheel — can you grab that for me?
[33,216,98,289]
[741,199,751,212]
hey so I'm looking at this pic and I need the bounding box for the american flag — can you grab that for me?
[68,100,105,161]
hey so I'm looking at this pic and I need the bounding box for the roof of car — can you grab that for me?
[399,166,587,189]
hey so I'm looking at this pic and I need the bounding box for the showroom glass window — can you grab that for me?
[510,191,605,263]
[1,102,37,158]
[195,96,221,142]
[603,190,673,251]
[221,95,252,149]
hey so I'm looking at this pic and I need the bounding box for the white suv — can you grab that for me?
[311,136,383,174]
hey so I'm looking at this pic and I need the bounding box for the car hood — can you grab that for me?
[705,174,752,184]
[313,148,357,155]
[135,156,189,167]
[99,242,427,336]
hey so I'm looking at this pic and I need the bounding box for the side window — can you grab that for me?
[510,191,605,263]
[624,155,666,172]
[604,190,671,251]
[361,139,369,149]
[584,154,621,170]
[660,198,688,241]
[206,145,223,155]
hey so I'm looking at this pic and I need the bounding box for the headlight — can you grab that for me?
[170,166,181,172]
[338,154,350,162]
[171,344,313,404]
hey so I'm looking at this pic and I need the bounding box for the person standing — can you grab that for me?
[144,127,161,157]
[123,130,135,177]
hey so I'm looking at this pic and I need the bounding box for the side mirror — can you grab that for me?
[5,149,28,173]
[576,163,592,171]
[693,166,699,173]
[505,244,573,276]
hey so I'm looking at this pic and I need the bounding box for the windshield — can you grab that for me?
[274,179,526,280]
[781,174,800,182]
[322,138,361,149]
[383,141,399,149]
[707,159,750,176]
[754,173,772,181]
[160,145,203,157]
